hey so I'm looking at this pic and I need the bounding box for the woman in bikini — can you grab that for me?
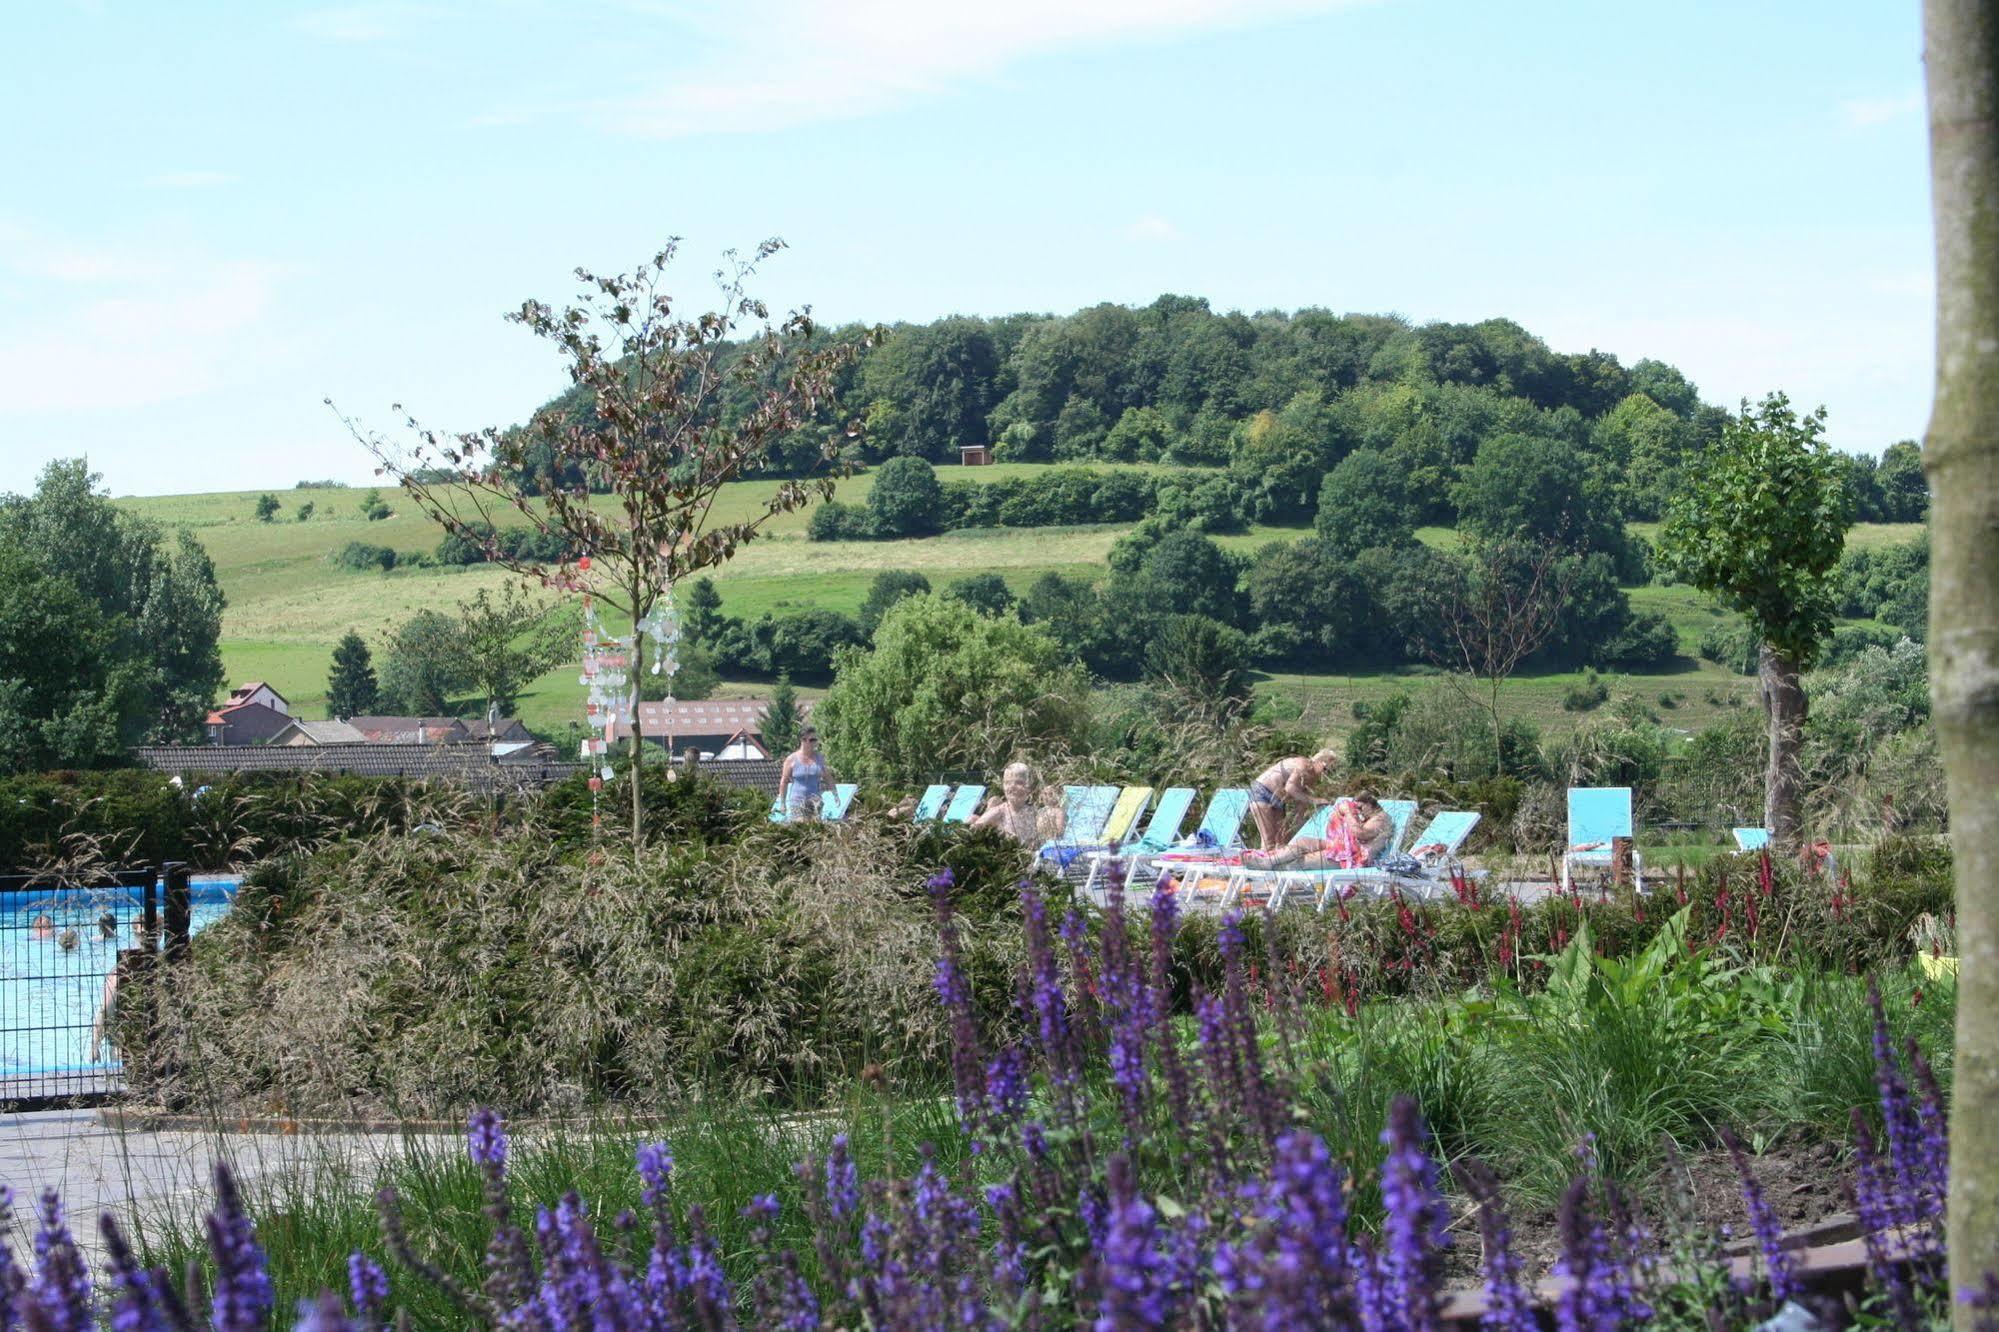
[1245,793,1394,871]
[973,762,1045,844]
[1247,749,1336,851]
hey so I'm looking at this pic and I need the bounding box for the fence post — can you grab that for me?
[143,862,161,949]
[162,861,191,964]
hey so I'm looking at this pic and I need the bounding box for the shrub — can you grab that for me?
[1561,671,1610,712]
[333,540,397,572]
[807,500,876,541]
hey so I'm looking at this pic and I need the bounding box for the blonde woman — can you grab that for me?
[1247,749,1337,851]
[778,728,832,821]
[973,762,1044,844]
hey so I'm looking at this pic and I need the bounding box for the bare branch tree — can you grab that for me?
[1419,536,1574,777]
[335,238,877,842]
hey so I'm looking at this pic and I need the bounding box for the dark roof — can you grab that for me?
[137,745,577,788]
[690,757,784,797]
[346,716,469,743]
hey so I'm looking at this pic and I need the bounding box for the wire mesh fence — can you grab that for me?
[0,865,233,1108]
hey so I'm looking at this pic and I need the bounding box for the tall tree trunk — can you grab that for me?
[630,629,647,847]
[1758,643,1807,845]
[1926,2,1999,1321]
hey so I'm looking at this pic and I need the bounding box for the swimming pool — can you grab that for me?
[0,878,237,1081]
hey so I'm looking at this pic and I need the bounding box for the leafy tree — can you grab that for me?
[1875,439,1930,522]
[326,630,379,719]
[857,318,1002,459]
[1243,540,1369,669]
[296,501,315,522]
[1137,531,1239,626]
[867,456,942,536]
[945,572,1016,617]
[858,571,933,636]
[762,674,801,757]
[1101,406,1172,461]
[359,490,391,521]
[135,530,227,741]
[376,610,466,716]
[1314,448,1418,558]
[0,542,150,772]
[348,239,873,843]
[815,594,1090,783]
[255,494,280,522]
[1453,432,1626,560]
[1658,393,1853,844]
[1145,613,1252,714]
[455,583,576,718]
[0,460,224,744]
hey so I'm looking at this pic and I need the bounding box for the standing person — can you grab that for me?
[1037,784,1068,843]
[1247,750,1336,851]
[973,762,1044,844]
[778,728,831,822]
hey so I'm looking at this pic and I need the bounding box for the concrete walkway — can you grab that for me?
[0,1109,418,1265]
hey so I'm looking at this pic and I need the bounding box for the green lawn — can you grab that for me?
[115,474,1920,740]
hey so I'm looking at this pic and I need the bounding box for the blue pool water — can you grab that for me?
[0,879,237,1077]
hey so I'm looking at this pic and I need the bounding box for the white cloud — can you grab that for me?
[145,170,237,189]
[1125,214,1183,242]
[294,3,439,42]
[1842,91,1922,128]
[604,0,1360,137]
[0,231,281,414]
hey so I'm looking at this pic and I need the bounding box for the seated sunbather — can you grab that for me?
[1241,794,1392,870]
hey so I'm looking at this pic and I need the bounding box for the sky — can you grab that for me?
[0,0,1935,497]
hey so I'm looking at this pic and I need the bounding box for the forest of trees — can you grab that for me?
[519,298,1928,531]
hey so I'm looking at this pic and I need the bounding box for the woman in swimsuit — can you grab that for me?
[1244,794,1393,871]
[973,762,1044,844]
[1247,749,1336,851]
[778,728,833,821]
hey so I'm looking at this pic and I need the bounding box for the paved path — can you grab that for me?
[0,1110,417,1264]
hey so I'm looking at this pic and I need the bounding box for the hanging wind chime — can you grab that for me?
[575,555,682,831]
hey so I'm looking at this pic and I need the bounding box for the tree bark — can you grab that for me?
[1758,643,1807,846]
[630,629,647,848]
[1926,2,1999,1321]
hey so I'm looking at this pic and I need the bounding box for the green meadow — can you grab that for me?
[114,471,1922,741]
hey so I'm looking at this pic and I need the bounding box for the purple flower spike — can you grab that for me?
[926,867,956,891]
[347,1250,390,1317]
[1378,1097,1449,1330]
[1722,1128,1798,1302]
[1455,1160,1534,1332]
[467,1107,508,1173]
[205,1163,275,1332]
[636,1140,674,1212]
[824,1134,859,1221]
[1095,1154,1170,1328]
[29,1187,91,1332]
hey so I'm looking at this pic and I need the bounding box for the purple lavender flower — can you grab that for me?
[28,1187,91,1332]
[1722,1128,1798,1302]
[1906,1035,1950,1206]
[1378,1097,1448,1330]
[1867,980,1925,1220]
[466,1106,508,1174]
[1454,1160,1534,1332]
[1094,1153,1170,1329]
[824,1134,860,1221]
[636,1140,674,1212]
[1060,907,1104,1055]
[204,1164,275,1332]
[347,1250,390,1319]
[926,867,955,891]
[984,1047,1030,1127]
[100,1213,172,1332]
[1021,886,1080,1094]
[1219,914,1280,1149]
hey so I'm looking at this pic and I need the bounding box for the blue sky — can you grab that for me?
[0,0,1933,497]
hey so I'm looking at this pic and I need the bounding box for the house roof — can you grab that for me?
[138,744,576,788]
[278,719,369,744]
[621,698,813,734]
[228,681,285,702]
[460,718,529,741]
[346,716,469,743]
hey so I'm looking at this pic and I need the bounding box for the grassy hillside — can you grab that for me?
[116,471,1924,742]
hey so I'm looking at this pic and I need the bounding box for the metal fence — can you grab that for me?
[0,864,203,1109]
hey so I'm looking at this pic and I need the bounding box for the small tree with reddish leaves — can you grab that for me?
[338,238,875,843]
